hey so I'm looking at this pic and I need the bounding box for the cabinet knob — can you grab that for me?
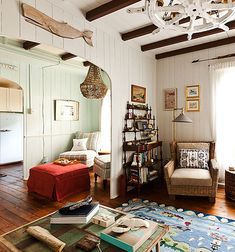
[0,129,12,132]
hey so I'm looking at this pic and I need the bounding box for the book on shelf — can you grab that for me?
[50,203,99,224]
[149,170,158,176]
[100,218,158,252]
[140,167,148,183]
[129,175,139,184]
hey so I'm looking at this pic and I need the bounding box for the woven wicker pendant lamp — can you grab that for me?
[80,64,108,99]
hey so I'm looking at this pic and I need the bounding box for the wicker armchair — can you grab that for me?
[164,141,219,203]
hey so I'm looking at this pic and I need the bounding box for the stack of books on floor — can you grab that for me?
[100,218,158,252]
[50,202,99,224]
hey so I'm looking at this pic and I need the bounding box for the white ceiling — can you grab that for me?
[67,0,235,57]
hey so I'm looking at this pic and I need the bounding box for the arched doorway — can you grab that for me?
[0,77,23,177]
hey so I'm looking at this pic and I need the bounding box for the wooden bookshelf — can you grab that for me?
[122,101,163,195]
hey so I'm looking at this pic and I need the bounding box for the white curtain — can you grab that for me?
[210,62,235,182]
[100,89,111,151]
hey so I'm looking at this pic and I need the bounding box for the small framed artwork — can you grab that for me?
[186,99,200,112]
[136,121,148,130]
[131,84,146,104]
[164,88,177,110]
[185,85,200,99]
[55,100,79,120]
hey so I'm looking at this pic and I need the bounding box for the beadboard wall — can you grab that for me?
[0,0,157,198]
[0,45,101,179]
[156,43,235,159]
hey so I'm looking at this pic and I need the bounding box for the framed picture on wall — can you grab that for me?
[55,100,79,120]
[131,84,146,103]
[186,99,200,112]
[185,85,200,99]
[164,88,177,110]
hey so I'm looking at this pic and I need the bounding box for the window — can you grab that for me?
[210,62,235,182]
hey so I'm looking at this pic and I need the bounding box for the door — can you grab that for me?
[0,113,23,164]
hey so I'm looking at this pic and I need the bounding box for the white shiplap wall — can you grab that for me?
[156,43,235,159]
[0,0,157,198]
[0,45,100,178]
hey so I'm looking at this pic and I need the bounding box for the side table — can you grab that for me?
[225,169,235,201]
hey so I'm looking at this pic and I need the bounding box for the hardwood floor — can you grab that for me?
[0,163,235,235]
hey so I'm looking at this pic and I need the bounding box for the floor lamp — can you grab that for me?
[172,108,192,142]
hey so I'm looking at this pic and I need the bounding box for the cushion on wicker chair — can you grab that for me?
[177,143,210,163]
[179,149,209,169]
[171,168,212,186]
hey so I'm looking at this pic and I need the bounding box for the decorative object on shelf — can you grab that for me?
[54,100,79,121]
[186,85,200,99]
[164,88,177,110]
[21,3,93,46]
[136,121,148,130]
[131,84,146,103]
[172,107,192,141]
[132,153,142,167]
[127,0,235,40]
[80,64,108,99]
[186,99,200,112]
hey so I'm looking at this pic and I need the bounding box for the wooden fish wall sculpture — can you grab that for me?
[21,3,93,47]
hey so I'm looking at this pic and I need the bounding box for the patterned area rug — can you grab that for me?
[116,199,235,252]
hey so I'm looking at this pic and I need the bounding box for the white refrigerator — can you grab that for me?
[0,113,23,164]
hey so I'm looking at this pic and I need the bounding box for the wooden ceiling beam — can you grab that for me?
[142,20,235,52]
[83,61,92,67]
[23,41,40,50]
[86,0,141,21]
[122,16,193,41]
[60,53,77,61]
[155,36,235,60]
[122,24,156,41]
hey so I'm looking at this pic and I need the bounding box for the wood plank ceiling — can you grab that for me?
[71,0,235,59]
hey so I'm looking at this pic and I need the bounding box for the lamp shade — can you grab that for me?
[80,64,108,99]
[173,112,192,123]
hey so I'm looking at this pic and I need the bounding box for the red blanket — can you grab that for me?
[27,163,90,201]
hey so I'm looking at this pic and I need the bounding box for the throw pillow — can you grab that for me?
[75,131,100,152]
[197,149,209,169]
[179,149,209,169]
[179,149,198,168]
[71,138,88,151]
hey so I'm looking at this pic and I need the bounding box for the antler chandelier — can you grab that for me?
[127,0,235,40]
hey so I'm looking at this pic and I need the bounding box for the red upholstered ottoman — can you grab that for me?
[27,163,90,201]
